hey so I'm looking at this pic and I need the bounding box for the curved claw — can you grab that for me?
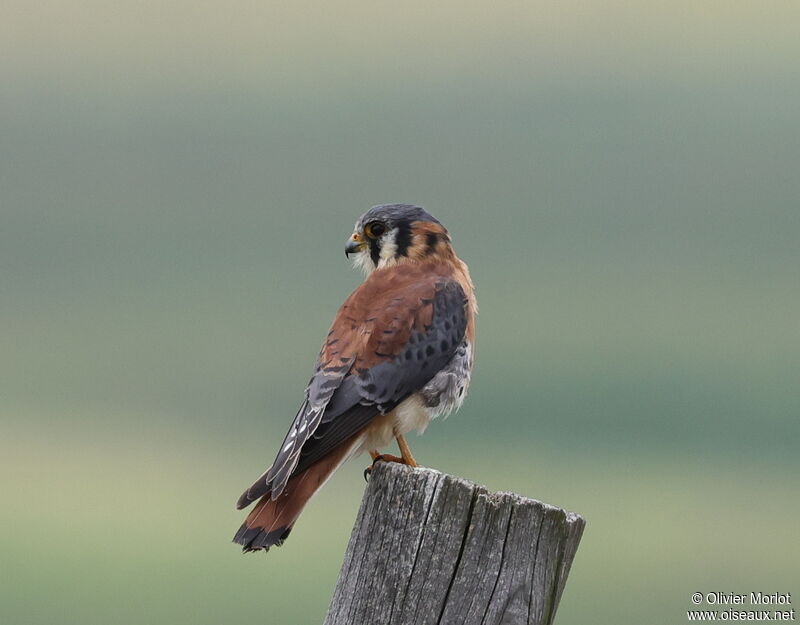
[364,454,386,481]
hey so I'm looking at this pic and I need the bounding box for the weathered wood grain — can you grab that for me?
[323,462,585,625]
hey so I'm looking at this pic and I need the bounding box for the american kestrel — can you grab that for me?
[233,204,477,552]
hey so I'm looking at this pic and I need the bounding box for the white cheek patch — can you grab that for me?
[377,230,398,268]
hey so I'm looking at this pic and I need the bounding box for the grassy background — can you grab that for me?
[2,1,799,623]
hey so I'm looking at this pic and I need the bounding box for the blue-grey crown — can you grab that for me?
[358,204,441,228]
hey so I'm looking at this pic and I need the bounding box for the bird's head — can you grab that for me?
[345,204,453,275]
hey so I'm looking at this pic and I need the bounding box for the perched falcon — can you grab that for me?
[233,204,477,552]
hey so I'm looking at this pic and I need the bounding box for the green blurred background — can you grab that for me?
[2,1,798,623]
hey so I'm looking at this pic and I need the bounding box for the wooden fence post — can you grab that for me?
[323,462,585,625]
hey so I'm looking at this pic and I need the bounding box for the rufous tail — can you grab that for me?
[232,441,353,552]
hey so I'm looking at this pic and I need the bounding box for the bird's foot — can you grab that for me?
[363,453,413,481]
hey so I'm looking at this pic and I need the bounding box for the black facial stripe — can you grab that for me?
[425,232,438,255]
[369,238,381,266]
[395,220,413,257]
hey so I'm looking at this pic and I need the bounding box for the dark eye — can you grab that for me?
[365,221,386,238]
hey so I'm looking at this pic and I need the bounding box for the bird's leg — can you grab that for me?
[395,433,419,468]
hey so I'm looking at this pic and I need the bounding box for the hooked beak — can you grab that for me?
[345,233,365,258]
